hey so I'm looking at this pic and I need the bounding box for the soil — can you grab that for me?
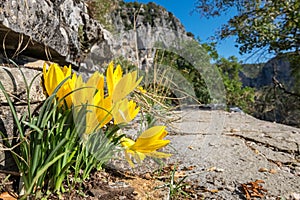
[0,163,204,200]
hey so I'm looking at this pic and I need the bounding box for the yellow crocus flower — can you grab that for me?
[106,62,123,97]
[94,93,113,129]
[43,63,64,95]
[112,71,143,102]
[121,126,171,167]
[73,73,112,133]
[106,62,143,102]
[43,63,76,108]
[73,72,104,106]
[112,99,139,124]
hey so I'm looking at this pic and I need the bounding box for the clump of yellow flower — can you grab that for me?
[42,61,171,166]
[121,126,171,167]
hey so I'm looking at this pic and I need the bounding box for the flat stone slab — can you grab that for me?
[166,109,300,199]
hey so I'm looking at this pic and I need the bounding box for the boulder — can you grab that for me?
[0,0,112,67]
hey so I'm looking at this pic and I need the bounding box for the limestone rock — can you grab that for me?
[0,0,112,67]
[0,66,45,103]
[79,1,193,76]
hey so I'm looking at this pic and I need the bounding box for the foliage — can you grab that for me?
[156,165,190,200]
[201,41,255,111]
[0,65,75,197]
[86,0,119,31]
[154,49,211,104]
[195,0,300,56]
[215,56,255,111]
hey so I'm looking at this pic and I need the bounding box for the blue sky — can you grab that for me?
[124,0,254,63]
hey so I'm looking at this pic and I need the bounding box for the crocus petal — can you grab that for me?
[106,62,123,97]
[135,151,146,162]
[137,86,147,94]
[86,72,104,96]
[132,139,170,153]
[121,137,135,148]
[138,126,167,139]
[43,63,77,108]
[128,100,140,120]
[112,71,143,102]
[43,63,65,96]
[112,99,140,124]
[95,96,113,128]
[58,72,77,108]
[73,75,90,106]
[121,126,171,167]
[62,65,72,76]
[124,151,135,168]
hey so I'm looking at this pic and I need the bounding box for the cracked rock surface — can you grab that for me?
[166,109,300,199]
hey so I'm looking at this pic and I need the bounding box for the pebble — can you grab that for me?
[291,131,298,134]
[225,186,235,192]
[258,167,269,172]
[282,167,291,173]
[143,172,152,180]
[290,192,300,200]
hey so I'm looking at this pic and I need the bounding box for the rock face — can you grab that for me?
[79,1,193,76]
[109,2,191,69]
[241,54,295,89]
[0,0,112,67]
[0,0,193,73]
[240,53,300,127]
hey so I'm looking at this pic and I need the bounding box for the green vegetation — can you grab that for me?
[195,0,300,56]
[160,166,190,199]
[86,0,119,31]
[204,41,255,111]
[215,56,255,111]
[154,49,210,104]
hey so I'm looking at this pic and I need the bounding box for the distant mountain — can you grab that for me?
[240,53,300,127]
[240,54,295,90]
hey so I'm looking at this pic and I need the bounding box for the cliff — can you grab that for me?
[79,0,193,75]
[240,53,300,127]
[0,0,114,67]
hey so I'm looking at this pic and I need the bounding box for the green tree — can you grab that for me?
[201,41,255,111]
[194,0,300,55]
[216,56,255,111]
